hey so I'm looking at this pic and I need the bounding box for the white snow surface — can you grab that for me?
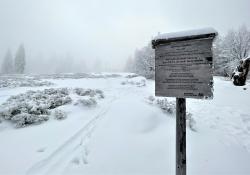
[0,74,250,175]
[154,28,217,41]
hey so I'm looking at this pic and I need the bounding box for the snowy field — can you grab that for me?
[0,73,250,175]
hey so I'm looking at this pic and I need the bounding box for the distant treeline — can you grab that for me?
[1,44,26,74]
[0,47,118,74]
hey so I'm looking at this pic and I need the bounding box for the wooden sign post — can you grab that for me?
[176,97,186,175]
[152,28,217,175]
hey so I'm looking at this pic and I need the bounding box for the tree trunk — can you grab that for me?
[232,57,250,86]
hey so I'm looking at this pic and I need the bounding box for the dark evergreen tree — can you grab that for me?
[1,49,14,74]
[15,44,26,74]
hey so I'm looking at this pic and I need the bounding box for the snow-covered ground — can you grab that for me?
[0,74,250,175]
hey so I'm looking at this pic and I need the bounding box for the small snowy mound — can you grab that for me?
[0,76,54,88]
[53,109,67,120]
[74,98,97,107]
[146,96,197,131]
[0,88,72,127]
[121,76,146,87]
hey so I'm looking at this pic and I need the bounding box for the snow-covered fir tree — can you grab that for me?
[213,37,233,76]
[14,44,26,74]
[1,49,14,74]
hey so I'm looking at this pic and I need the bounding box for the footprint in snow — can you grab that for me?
[71,157,80,165]
[241,114,250,123]
[37,147,46,153]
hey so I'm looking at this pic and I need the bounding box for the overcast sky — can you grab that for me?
[0,0,250,72]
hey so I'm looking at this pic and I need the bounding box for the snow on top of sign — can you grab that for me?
[244,55,250,60]
[154,28,217,41]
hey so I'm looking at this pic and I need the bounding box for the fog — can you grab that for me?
[0,0,250,73]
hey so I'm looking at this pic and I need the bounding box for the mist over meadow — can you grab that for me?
[0,0,250,74]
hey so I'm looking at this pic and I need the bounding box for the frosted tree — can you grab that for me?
[1,49,14,74]
[213,37,233,76]
[223,26,250,61]
[14,44,26,74]
[134,43,155,79]
[214,25,250,76]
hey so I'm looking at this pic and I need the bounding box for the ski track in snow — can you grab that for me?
[26,97,117,175]
[25,82,134,175]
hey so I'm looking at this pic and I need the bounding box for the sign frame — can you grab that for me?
[152,28,217,175]
[153,31,216,99]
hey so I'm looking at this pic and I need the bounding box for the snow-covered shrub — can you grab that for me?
[74,88,104,99]
[0,105,50,127]
[53,109,67,120]
[34,73,121,80]
[74,98,97,107]
[101,74,121,78]
[12,114,49,128]
[0,88,72,127]
[146,96,196,131]
[155,98,175,114]
[0,77,54,88]
[0,74,54,88]
[121,81,126,85]
[74,88,96,97]
[156,98,175,114]
[121,77,146,87]
[0,87,105,127]
[125,74,139,78]
[146,96,175,114]
[186,113,197,132]
[147,95,155,103]
[95,89,105,99]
